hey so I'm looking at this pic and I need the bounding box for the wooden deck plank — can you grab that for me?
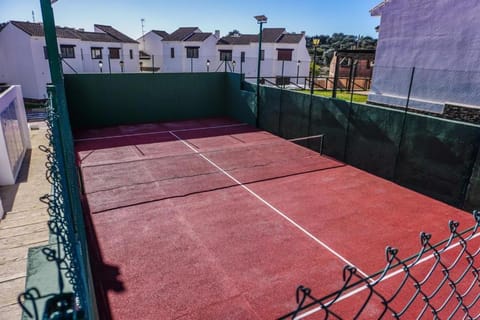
[0,126,51,319]
[0,302,22,320]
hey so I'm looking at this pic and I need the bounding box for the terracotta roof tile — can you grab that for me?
[9,21,137,43]
[184,32,211,42]
[94,24,137,43]
[152,30,169,38]
[277,33,304,44]
[77,31,119,43]
[218,28,303,45]
[217,35,257,45]
[163,27,198,41]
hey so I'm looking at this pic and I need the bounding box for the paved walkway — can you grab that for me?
[0,124,50,320]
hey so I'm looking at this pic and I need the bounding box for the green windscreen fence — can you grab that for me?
[65,73,229,129]
[256,86,480,210]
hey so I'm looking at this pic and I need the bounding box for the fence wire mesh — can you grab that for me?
[279,212,480,319]
[18,86,95,319]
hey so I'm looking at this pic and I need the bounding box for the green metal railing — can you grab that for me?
[18,86,98,319]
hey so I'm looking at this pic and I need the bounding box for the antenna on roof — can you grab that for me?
[141,18,146,50]
[32,10,35,22]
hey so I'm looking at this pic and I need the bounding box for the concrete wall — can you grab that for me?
[369,0,480,112]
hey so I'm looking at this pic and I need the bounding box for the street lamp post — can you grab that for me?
[120,60,124,73]
[310,38,320,95]
[232,60,236,73]
[254,14,267,128]
[98,60,103,73]
[206,59,210,72]
[296,60,300,84]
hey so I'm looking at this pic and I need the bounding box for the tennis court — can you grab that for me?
[74,117,476,319]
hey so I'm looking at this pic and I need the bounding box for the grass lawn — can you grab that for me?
[300,90,368,104]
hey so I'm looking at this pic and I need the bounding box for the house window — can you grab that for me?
[91,47,102,59]
[108,48,120,59]
[43,46,48,59]
[186,47,199,59]
[60,45,75,59]
[170,48,175,58]
[240,51,245,63]
[219,50,232,61]
[129,49,133,59]
[277,49,293,61]
[340,57,351,67]
[276,76,290,85]
[260,49,265,61]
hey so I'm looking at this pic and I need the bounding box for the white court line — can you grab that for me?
[168,130,370,278]
[75,123,249,142]
[293,230,480,319]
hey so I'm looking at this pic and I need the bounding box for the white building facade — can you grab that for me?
[0,21,139,100]
[216,28,311,84]
[160,27,219,73]
[137,30,169,72]
[368,0,480,113]
[140,27,311,82]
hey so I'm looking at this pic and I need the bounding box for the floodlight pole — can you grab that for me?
[310,38,319,95]
[255,15,267,128]
[40,0,64,96]
[296,60,300,84]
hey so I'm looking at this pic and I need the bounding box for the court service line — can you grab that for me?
[293,230,480,319]
[168,130,370,278]
[75,123,249,142]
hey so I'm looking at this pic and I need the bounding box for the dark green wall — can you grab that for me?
[225,73,256,126]
[256,86,480,210]
[65,73,228,129]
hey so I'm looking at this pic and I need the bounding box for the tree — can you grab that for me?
[306,33,378,66]
[227,29,241,37]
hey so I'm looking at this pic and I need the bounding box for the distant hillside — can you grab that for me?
[306,33,377,66]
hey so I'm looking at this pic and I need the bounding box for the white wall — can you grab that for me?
[0,24,43,99]
[139,32,164,71]
[161,35,218,73]
[74,41,139,73]
[215,36,310,83]
[0,24,141,99]
[369,0,480,112]
[0,85,30,186]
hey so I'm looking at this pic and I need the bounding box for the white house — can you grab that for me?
[0,21,139,100]
[368,0,480,113]
[137,30,169,72]
[160,27,220,73]
[217,28,311,85]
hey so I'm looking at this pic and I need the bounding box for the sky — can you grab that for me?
[1,0,381,39]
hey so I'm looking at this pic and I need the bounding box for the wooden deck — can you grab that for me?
[0,124,50,320]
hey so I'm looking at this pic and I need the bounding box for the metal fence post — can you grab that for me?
[393,66,416,180]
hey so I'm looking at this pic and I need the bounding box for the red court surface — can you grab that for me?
[74,118,477,319]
